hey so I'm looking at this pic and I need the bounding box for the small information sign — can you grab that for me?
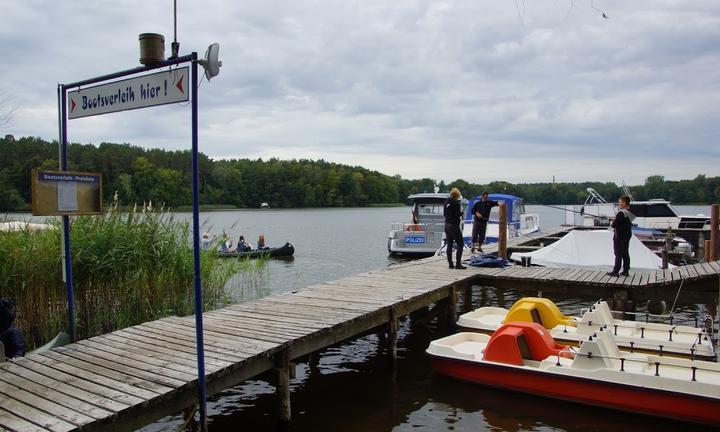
[32,170,103,215]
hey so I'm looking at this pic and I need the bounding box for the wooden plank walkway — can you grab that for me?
[1,226,718,431]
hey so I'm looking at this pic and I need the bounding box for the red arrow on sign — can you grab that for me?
[70,98,76,113]
[176,76,184,94]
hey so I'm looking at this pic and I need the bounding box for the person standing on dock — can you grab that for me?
[444,187,466,270]
[471,192,498,253]
[607,195,636,277]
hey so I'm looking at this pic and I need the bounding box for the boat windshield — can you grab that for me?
[629,203,678,218]
[414,203,444,217]
[418,204,443,215]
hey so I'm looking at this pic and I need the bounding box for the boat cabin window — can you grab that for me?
[629,204,646,217]
[517,335,533,360]
[629,203,677,218]
[487,201,517,222]
[489,207,499,222]
[417,204,443,216]
[646,204,677,217]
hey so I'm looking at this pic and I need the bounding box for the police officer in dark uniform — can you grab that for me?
[470,192,498,253]
[444,187,466,270]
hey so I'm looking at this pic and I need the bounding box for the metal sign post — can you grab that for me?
[57,53,208,431]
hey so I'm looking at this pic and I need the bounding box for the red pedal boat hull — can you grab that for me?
[430,355,720,426]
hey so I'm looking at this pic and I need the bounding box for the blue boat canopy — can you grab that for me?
[465,193,525,223]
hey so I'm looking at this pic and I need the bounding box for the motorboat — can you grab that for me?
[427,322,720,425]
[388,190,450,256]
[574,188,710,231]
[510,229,671,271]
[217,242,294,259]
[462,193,539,247]
[457,298,715,360]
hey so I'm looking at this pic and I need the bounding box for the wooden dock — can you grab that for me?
[1,226,719,431]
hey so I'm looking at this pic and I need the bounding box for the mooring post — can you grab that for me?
[662,228,673,269]
[711,204,719,261]
[276,349,292,424]
[706,240,712,263]
[498,203,508,259]
[388,307,399,367]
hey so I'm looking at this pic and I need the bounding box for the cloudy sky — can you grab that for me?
[1,1,719,184]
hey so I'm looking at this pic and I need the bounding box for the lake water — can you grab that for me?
[136,205,712,432]
[7,205,714,431]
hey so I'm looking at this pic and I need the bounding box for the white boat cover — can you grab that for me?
[511,229,672,270]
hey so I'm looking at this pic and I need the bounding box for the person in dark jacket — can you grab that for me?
[0,299,25,359]
[444,187,466,270]
[236,235,252,252]
[470,192,498,253]
[607,195,635,277]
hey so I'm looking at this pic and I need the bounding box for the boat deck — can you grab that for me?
[1,226,719,431]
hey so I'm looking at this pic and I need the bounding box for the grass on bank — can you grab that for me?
[0,203,264,349]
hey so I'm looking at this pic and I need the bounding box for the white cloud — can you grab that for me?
[1,0,719,184]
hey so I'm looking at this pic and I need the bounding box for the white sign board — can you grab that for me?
[68,67,190,119]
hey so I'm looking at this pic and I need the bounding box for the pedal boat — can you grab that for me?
[427,322,720,425]
[457,298,714,360]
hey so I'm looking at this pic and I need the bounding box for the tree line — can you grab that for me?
[1,135,718,211]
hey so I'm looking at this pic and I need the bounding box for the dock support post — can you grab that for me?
[499,203,508,259]
[443,285,458,329]
[182,406,199,432]
[464,284,474,312]
[711,204,719,261]
[388,308,399,367]
[276,349,292,424]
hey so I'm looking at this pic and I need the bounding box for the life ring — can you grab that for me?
[406,224,422,232]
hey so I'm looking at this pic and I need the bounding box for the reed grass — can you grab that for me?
[0,203,262,349]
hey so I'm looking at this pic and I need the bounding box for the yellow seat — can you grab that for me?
[504,298,575,329]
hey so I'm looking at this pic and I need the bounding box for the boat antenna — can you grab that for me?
[171,0,180,58]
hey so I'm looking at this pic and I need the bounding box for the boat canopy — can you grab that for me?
[505,298,575,329]
[484,322,565,366]
[511,230,672,270]
[465,193,524,224]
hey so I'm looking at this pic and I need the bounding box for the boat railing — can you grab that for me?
[390,222,445,232]
[580,307,714,335]
[567,320,709,347]
[556,342,715,381]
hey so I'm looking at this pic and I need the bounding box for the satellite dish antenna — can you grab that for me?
[199,43,222,80]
